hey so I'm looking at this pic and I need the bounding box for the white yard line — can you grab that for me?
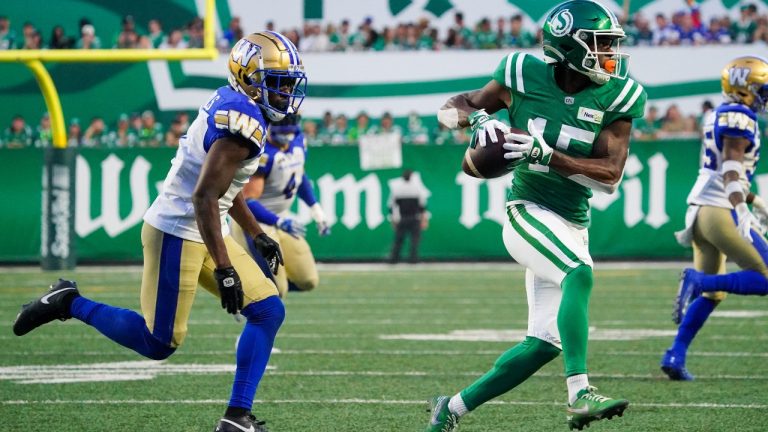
[2,398,766,409]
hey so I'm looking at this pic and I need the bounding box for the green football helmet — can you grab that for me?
[542,0,628,85]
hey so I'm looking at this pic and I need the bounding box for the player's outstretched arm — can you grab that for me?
[193,135,253,268]
[438,80,510,129]
[548,118,632,194]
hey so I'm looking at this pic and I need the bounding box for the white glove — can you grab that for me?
[751,195,768,232]
[277,217,306,238]
[468,109,510,148]
[310,203,331,236]
[503,119,553,166]
[735,202,755,242]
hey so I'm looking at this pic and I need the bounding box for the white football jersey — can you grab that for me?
[257,136,307,216]
[144,86,267,242]
[687,102,761,208]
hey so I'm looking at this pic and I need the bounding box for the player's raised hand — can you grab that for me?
[277,217,306,238]
[254,233,284,275]
[213,266,244,315]
[468,109,510,148]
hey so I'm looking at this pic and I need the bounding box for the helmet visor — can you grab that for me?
[252,69,308,115]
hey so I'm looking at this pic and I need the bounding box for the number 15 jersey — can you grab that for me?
[493,52,647,226]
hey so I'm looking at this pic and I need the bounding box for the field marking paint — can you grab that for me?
[380,328,677,342]
[711,310,768,318]
[2,399,767,410]
[0,361,275,384]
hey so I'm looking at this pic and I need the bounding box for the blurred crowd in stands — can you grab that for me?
[2,3,767,148]
[6,102,764,149]
[1,3,767,52]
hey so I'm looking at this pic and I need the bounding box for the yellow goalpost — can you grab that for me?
[0,0,219,269]
[0,0,218,149]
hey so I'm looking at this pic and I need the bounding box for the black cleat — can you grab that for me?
[213,413,269,432]
[13,279,80,336]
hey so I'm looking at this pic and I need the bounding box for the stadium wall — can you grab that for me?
[7,139,768,263]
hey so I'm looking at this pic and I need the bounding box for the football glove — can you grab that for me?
[735,202,755,242]
[310,203,331,236]
[253,233,284,275]
[277,217,306,238]
[503,119,554,167]
[213,266,244,315]
[468,109,510,148]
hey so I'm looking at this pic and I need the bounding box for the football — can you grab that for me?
[462,127,527,179]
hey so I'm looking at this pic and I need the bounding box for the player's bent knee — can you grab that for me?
[294,275,319,291]
[242,295,286,329]
[562,265,593,292]
[529,337,561,361]
[142,331,177,360]
[703,291,727,302]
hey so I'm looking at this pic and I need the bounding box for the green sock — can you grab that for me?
[558,265,593,376]
[460,337,560,411]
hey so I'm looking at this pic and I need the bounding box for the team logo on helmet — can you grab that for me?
[550,9,574,37]
[728,67,750,86]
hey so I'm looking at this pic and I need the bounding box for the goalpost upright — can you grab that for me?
[0,0,219,269]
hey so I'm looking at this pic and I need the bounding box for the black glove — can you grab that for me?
[253,233,284,275]
[213,266,244,315]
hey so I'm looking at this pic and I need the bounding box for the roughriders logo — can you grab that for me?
[550,9,574,37]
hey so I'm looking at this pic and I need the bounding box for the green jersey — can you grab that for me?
[493,52,646,226]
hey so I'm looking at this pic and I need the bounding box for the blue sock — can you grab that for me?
[228,295,285,410]
[70,297,175,360]
[699,270,768,295]
[670,297,717,356]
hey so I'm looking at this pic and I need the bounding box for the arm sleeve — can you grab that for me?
[246,198,279,225]
[297,174,318,206]
[715,106,758,141]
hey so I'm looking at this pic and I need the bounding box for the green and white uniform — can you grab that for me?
[493,52,646,346]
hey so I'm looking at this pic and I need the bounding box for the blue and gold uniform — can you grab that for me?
[232,116,329,297]
[13,31,307,431]
[142,84,276,348]
[663,55,768,381]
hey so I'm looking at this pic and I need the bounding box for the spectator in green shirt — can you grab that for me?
[147,19,165,48]
[137,110,164,147]
[473,18,498,49]
[2,115,33,148]
[0,16,17,50]
[504,14,536,48]
[106,113,137,147]
[404,112,430,145]
[82,117,110,147]
[330,114,351,146]
[731,4,757,43]
[633,106,662,141]
[452,12,473,48]
[302,119,325,146]
[348,111,375,143]
[76,23,102,49]
[34,113,52,148]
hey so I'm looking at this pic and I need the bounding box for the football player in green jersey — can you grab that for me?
[428,1,646,431]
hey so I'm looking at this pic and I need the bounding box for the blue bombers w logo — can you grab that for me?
[729,67,750,86]
[231,39,260,67]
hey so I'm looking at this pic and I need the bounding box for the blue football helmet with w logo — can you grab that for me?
[228,31,307,122]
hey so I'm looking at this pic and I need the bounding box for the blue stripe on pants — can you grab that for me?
[153,232,183,345]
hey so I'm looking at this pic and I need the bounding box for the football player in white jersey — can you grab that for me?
[13,32,306,432]
[231,113,330,297]
[661,56,768,381]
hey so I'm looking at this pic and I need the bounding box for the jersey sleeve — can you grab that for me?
[492,52,532,94]
[256,150,274,176]
[604,78,647,124]
[714,104,758,141]
[204,94,266,155]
